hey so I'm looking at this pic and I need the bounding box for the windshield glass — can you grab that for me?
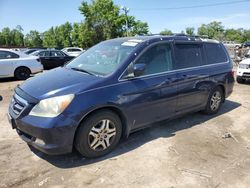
[65,40,138,76]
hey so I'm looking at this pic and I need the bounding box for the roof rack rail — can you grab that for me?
[135,33,163,36]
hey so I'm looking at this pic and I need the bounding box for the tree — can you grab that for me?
[198,21,224,40]
[24,30,43,47]
[1,27,12,46]
[42,27,57,48]
[10,25,24,46]
[78,0,149,47]
[54,22,73,48]
[160,29,173,35]
[185,27,195,36]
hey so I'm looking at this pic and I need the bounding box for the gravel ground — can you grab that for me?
[0,77,250,188]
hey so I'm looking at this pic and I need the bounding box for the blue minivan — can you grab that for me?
[8,35,234,158]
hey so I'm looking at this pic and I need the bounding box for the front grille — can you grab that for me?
[10,94,28,116]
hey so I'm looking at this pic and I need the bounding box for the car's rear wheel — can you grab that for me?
[14,67,31,80]
[236,76,245,84]
[75,110,122,158]
[203,87,223,115]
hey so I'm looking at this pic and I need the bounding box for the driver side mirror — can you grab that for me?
[133,63,146,77]
[125,63,146,79]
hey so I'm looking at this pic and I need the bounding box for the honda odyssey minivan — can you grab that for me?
[8,35,234,158]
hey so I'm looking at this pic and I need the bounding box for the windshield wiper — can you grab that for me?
[70,67,96,76]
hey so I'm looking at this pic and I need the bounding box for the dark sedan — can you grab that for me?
[31,50,74,69]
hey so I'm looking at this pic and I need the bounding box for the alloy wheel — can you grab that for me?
[210,91,222,111]
[88,119,116,151]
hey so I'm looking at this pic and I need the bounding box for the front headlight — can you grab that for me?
[29,94,74,117]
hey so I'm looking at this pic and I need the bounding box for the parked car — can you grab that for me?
[223,41,241,49]
[0,48,43,80]
[236,58,250,83]
[8,36,234,158]
[31,50,74,69]
[62,47,84,57]
[24,48,45,55]
[243,41,250,48]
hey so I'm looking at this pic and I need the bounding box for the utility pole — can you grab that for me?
[121,6,129,37]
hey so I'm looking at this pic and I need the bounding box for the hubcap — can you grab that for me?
[210,91,221,111]
[88,119,116,151]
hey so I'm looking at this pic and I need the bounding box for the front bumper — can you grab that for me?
[237,67,250,79]
[8,92,77,155]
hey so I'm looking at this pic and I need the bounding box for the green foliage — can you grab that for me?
[185,27,195,36]
[24,30,43,47]
[42,27,57,48]
[160,29,173,35]
[198,21,224,40]
[1,0,250,49]
[78,0,148,47]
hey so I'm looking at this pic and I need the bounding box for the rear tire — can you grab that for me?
[203,87,223,115]
[14,67,31,80]
[75,110,122,158]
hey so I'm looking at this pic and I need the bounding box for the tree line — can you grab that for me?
[0,0,149,49]
[0,0,250,49]
[160,21,250,43]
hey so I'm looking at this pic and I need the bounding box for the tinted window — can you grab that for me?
[174,44,203,69]
[68,49,81,52]
[134,43,173,76]
[51,51,64,57]
[204,43,228,64]
[39,51,50,57]
[0,51,19,59]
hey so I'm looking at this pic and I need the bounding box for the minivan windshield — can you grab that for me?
[65,40,138,76]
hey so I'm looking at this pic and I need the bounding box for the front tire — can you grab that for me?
[203,87,223,115]
[14,67,31,80]
[75,110,122,158]
[237,76,245,84]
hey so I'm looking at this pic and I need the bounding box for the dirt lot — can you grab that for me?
[0,77,250,188]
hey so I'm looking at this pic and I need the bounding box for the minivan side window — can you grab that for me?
[174,44,203,69]
[134,43,173,76]
[204,43,228,64]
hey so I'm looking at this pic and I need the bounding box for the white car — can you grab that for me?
[236,58,250,83]
[223,41,242,49]
[0,48,43,80]
[61,47,84,57]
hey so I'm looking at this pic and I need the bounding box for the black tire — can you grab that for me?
[203,87,223,115]
[75,110,122,158]
[236,76,245,84]
[14,67,31,80]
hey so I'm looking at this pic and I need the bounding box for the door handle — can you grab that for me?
[157,78,174,87]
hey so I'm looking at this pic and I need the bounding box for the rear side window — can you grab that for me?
[204,43,228,64]
[51,51,64,57]
[0,51,19,59]
[174,44,203,69]
[39,51,50,57]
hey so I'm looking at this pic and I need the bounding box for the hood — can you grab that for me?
[240,58,250,65]
[19,67,102,100]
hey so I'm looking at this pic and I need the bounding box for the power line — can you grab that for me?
[132,0,250,11]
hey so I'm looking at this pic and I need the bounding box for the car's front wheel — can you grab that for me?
[75,110,122,158]
[236,76,245,84]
